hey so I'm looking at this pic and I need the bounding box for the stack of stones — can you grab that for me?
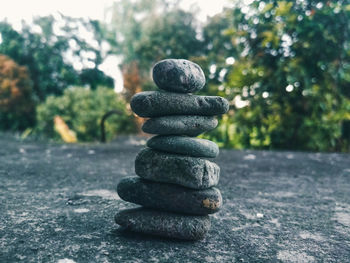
[115,59,229,240]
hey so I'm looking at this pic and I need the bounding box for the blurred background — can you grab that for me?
[0,0,349,152]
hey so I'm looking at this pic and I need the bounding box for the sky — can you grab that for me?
[0,0,231,91]
[0,0,231,24]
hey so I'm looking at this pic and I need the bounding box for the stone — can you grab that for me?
[130,91,229,117]
[147,135,219,158]
[115,208,211,240]
[152,59,205,93]
[4,135,350,261]
[135,148,220,189]
[142,115,218,137]
[117,177,222,215]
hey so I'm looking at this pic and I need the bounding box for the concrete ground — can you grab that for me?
[0,134,349,262]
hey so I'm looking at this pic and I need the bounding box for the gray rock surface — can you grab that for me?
[115,208,211,240]
[135,148,220,188]
[117,177,222,215]
[152,59,205,93]
[1,134,350,262]
[130,91,229,117]
[147,135,219,158]
[142,115,218,136]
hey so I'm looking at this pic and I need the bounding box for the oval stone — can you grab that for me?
[130,91,229,117]
[147,135,219,158]
[152,59,205,93]
[117,177,222,215]
[115,208,211,240]
[135,148,220,189]
[142,115,218,137]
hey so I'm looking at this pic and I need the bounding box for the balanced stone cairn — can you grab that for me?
[115,59,229,240]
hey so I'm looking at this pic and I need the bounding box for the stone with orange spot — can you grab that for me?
[117,177,222,215]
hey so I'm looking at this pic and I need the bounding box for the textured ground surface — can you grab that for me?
[1,134,350,262]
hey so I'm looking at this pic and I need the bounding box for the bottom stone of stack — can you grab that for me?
[115,207,211,240]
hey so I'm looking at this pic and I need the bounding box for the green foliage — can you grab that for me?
[0,15,114,132]
[202,0,350,152]
[200,10,236,94]
[0,20,75,101]
[36,87,136,142]
[0,55,35,130]
[0,15,113,102]
[80,68,114,90]
[1,0,349,151]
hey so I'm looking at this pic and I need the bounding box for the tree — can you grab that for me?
[0,15,113,101]
[0,55,35,130]
[201,10,237,95]
[202,0,350,152]
[0,20,77,101]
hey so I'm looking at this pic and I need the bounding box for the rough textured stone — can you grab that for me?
[2,135,350,262]
[117,177,222,215]
[147,135,219,158]
[130,91,229,117]
[142,115,218,136]
[152,59,205,93]
[135,148,220,189]
[115,208,211,240]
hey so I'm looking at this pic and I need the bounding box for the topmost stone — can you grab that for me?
[152,59,205,93]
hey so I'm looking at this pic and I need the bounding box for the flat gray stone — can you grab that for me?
[135,148,220,189]
[152,59,205,93]
[130,91,229,117]
[115,208,211,240]
[147,135,219,158]
[117,177,222,215]
[142,115,218,136]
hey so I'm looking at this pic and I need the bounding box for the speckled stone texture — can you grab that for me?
[135,148,220,189]
[1,135,350,262]
[117,177,222,215]
[142,115,218,136]
[117,59,224,241]
[115,208,211,240]
[130,91,229,117]
[147,135,219,158]
[152,59,205,93]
